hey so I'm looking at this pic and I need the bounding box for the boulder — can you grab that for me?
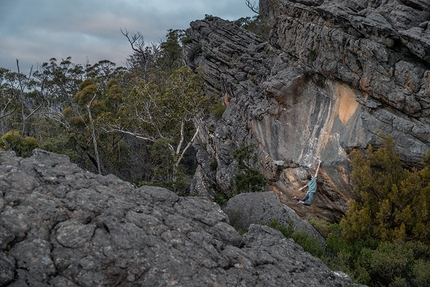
[0,150,350,286]
[223,191,325,246]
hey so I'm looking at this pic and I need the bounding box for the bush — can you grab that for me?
[211,102,226,119]
[1,130,22,151]
[233,169,266,193]
[40,135,79,161]
[268,219,324,258]
[231,136,430,287]
[233,16,272,41]
[356,241,414,286]
[20,136,39,157]
[1,130,39,157]
[232,144,266,193]
[214,192,234,206]
[413,259,430,286]
[323,226,430,286]
[341,135,430,243]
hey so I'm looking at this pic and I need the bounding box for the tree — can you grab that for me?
[103,66,211,191]
[0,68,18,130]
[245,0,259,14]
[158,29,185,73]
[233,143,266,193]
[121,29,161,81]
[0,61,47,136]
[341,135,430,243]
[16,60,48,136]
[62,60,124,174]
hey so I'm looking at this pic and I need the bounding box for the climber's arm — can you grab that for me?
[314,160,322,177]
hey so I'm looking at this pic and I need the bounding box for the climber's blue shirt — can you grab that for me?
[307,176,317,194]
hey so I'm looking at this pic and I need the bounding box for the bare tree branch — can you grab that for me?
[175,126,200,170]
[101,125,156,143]
[121,28,145,54]
[245,0,259,14]
[87,88,102,174]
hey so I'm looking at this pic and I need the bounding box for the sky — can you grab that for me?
[0,0,256,73]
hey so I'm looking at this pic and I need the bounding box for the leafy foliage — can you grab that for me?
[211,102,227,119]
[341,135,430,243]
[268,219,324,258]
[102,65,211,192]
[0,130,39,157]
[234,16,272,41]
[233,143,266,193]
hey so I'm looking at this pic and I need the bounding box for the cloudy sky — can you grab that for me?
[0,0,255,73]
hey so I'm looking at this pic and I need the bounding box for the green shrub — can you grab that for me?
[307,49,318,62]
[210,156,218,171]
[233,169,266,193]
[232,144,266,193]
[214,192,234,206]
[211,102,226,119]
[20,136,39,157]
[325,224,430,286]
[255,136,430,287]
[1,130,22,151]
[356,241,415,286]
[1,130,39,157]
[268,219,324,258]
[40,135,79,161]
[309,218,331,238]
[233,16,272,41]
[413,259,430,286]
[341,135,430,243]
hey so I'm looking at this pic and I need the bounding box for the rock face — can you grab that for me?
[185,0,430,221]
[0,150,350,286]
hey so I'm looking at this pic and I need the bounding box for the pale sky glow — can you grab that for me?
[0,0,255,72]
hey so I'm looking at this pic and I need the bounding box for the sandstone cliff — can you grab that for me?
[0,150,350,286]
[185,0,430,221]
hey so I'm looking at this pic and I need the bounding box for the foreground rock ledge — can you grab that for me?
[0,150,349,286]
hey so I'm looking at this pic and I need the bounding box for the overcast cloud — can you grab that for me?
[0,0,255,72]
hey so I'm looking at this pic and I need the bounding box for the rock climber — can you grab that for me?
[293,159,322,206]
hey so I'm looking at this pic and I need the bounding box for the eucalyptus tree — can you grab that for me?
[0,68,18,133]
[62,60,126,174]
[0,62,46,136]
[102,66,211,191]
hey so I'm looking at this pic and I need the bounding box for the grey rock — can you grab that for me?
[185,0,430,222]
[0,150,350,286]
[0,251,15,286]
[223,191,325,246]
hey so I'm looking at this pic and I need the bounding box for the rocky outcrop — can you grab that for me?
[185,0,430,221]
[0,150,350,286]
